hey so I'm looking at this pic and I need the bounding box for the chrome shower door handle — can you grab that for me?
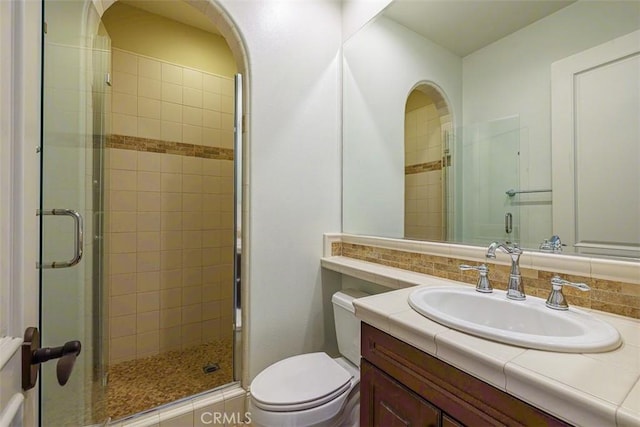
[37,209,84,268]
[505,212,513,234]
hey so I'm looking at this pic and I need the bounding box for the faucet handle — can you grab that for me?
[459,264,492,293]
[545,275,590,310]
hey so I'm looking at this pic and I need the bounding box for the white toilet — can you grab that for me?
[249,289,368,427]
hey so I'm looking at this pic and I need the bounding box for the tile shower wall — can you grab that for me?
[404,103,443,241]
[105,49,235,364]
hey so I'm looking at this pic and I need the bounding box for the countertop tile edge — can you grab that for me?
[504,361,618,426]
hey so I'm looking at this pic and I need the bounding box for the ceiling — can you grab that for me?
[383,0,575,56]
[118,0,221,35]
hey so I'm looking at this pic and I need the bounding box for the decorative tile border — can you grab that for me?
[106,134,234,160]
[405,160,442,175]
[331,241,640,319]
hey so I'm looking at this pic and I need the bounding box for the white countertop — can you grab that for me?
[322,256,640,427]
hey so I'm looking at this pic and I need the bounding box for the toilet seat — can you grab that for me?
[251,352,353,412]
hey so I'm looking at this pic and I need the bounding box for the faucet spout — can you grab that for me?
[486,241,525,300]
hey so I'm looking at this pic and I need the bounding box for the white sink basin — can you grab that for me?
[408,286,622,353]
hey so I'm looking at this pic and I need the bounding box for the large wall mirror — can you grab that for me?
[343,0,640,258]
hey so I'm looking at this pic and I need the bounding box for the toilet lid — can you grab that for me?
[251,352,353,411]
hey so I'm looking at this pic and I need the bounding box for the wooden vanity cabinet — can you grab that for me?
[360,323,571,427]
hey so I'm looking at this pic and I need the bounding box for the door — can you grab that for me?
[552,30,640,257]
[40,0,110,425]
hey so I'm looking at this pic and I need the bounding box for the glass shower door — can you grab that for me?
[40,0,109,425]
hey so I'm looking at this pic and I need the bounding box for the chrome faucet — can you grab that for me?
[486,241,525,300]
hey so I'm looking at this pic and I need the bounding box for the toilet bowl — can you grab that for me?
[249,289,368,427]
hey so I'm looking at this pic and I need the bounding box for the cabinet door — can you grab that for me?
[361,360,440,427]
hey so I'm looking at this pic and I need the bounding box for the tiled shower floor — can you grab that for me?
[105,338,234,421]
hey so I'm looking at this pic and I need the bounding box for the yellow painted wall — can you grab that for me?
[102,2,236,77]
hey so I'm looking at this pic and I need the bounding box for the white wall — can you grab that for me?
[341,0,391,42]
[342,16,462,238]
[462,1,640,247]
[219,0,343,380]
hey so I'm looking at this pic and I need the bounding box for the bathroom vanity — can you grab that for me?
[321,251,640,426]
[360,323,567,426]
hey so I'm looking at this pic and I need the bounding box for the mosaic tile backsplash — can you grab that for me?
[332,242,640,319]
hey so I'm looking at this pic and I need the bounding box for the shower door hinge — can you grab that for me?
[43,22,47,34]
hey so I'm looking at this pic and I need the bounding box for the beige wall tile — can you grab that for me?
[160,412,193,427]
[111,294,137,317]
[139,117,162,140]
[138,151,162,172]
[138,97,162,120]
[202,74,221,93]
[183,194,202,212]
[137,231,161,252]
[202,176,221,194]
[184,88,203,108]
[161,63,183,84]
[111,169,137,191]
[161,250,183,271]
[138,57,161,80]
[159,326,182,352]
[112,50,138,75]
[161,121,182,143]
[220,113,233,132]
[110,335,136,363]
[202,128,220,148]
[161,173,182,193]
[220,78,233,97]
[110,273,137,296]
[202,318,221,342]
[110,191,137,212]
[220,130,233,149]
[202,300,221,320]
[183,230,202,249]
[162,82,183,104]
[203,91,221,111]
[112,113,138,137]
[113,71,138,96]
[183,124,203,145]
[183,267,202,287]
[161,193,183,212]
[161,288,182,309]
[137,251,160,272]
[137,171,161,193]
[161,231,183,251]
[137,291,160,313]
[183,212,202,230]
[138,76,162,100]
[183,68,203,90]
[203,110,221,129]
[136,330,159,356]
[161,155,183,173]
[160,307,182,329]
[220,95,234,114]
[183,286,203,306]
[183,156,203,175]
[182,303,202,324]
[111,232,137,254]
[202,283,221,303]
[183,248,203,268]
[138,212,161,232]
[161,212,182,231]
[160,269,183,289]
[161,101,183,123]
[113,92,138,116]
[111,314,137,338]
[181,323,202,347]
[110,252,137,275]
[137,310,159,333]
[110,148,138,170]
[137,191,161,212]
[137,271,160,292]
[183,175,203,193]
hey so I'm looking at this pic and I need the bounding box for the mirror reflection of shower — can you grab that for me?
[404,83,453,241]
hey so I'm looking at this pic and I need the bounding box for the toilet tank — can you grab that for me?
[332,289,369,366]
